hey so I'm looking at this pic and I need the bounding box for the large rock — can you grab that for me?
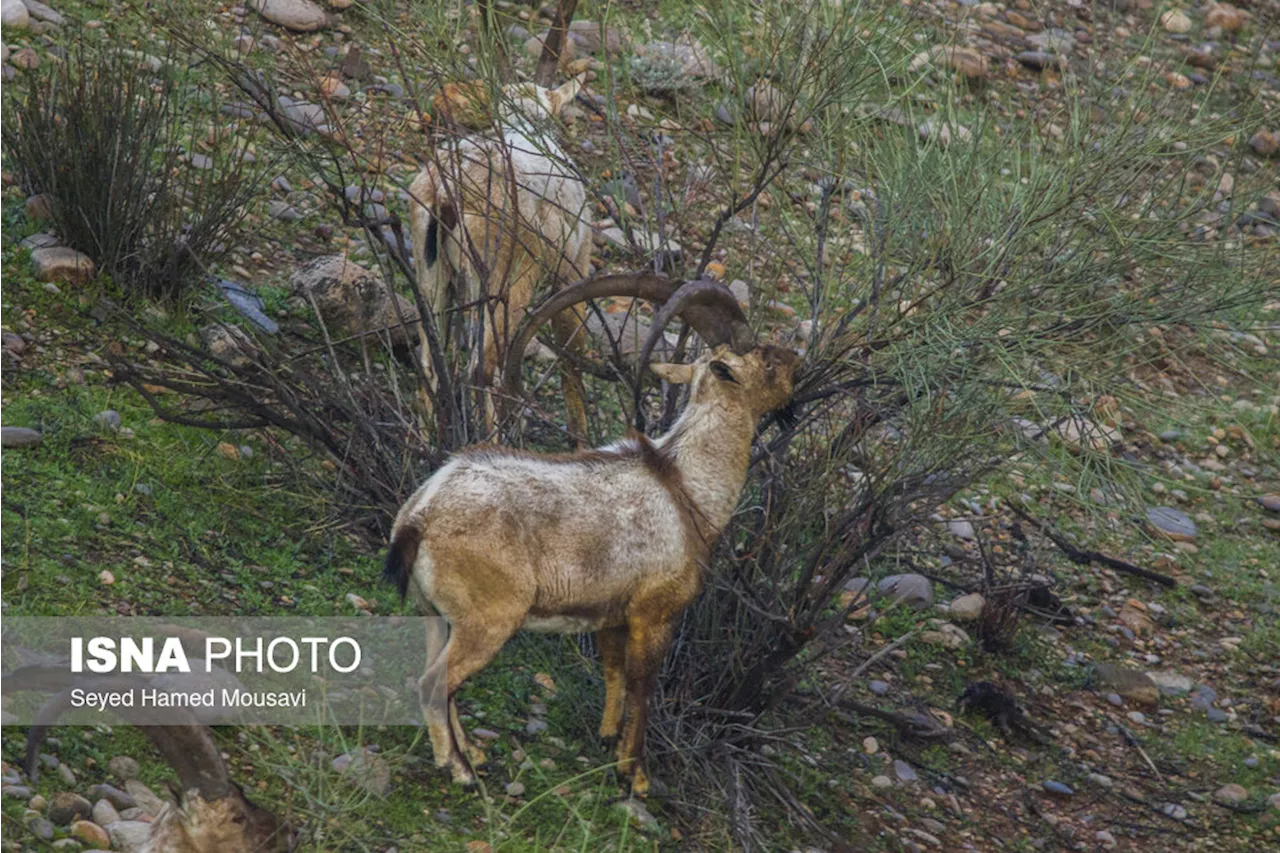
[30,247,95,283]
[2,0,29,28]
[106,820,153,853]
[70,819,110,848]
[290,255,417,346]
[1145,670,1193,697]
[1,426,43,448]
[251,0,330,32]
[47,791,92,825]
[1146,506,1197,542]
[947,593,986,621]
[1093,663,1159,707]
[877,573,934,610]
[21,0,62,25]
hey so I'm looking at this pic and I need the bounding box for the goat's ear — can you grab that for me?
[709,361,738,383]
[650,362,695,384]
[549,75,584,114]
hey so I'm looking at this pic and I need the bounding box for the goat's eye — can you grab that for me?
[709,361,738,383]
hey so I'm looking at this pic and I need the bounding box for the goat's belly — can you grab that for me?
[521,614,610,634]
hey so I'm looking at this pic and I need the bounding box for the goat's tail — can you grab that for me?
[383,525,421,601]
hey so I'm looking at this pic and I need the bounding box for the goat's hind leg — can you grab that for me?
[432,611,525,784]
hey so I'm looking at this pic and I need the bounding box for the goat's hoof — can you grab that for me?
[629,769,650,798]
[449,761,477,787]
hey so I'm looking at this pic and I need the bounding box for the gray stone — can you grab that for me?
[869,680,890,696]
[91,799,120,826]
[1093,664,1159,706]
[1213,783,1248,805]
[1,784,32,799]
[121,781,164,817]
[1146,506,1197,541]
[20,232,59,249]
[30,247,95,283]
[201,323,259,368]
[893,760,917,782]
[1,426,43,448]
[1015,51,1064,71]
[2,0,29,28]
[946,519,976,540]
[26,816,55,840]
[1087,773,1113,788]
[93,410,121,431]
[85,784,135,812]
[1259,494,1280,513]
[268,199,303,221]
[1145,670,1193,697]
[878,574,933,609]
[505,781,525,797]
[251,0,330,31]
[106,820,152,853]
[22,0,63,25]
[1160,802,1188,820]
[1041,780,1073,797]
[107,755,141,781]
[1190,685,1217,711]
[525,718,548,736]
[947,593,985,622]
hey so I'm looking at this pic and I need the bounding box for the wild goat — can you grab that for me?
[5,665,292,852]
[408,76,593,443]
[385,276,799,795]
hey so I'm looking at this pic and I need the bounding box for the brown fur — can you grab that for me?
[386,345,800,794]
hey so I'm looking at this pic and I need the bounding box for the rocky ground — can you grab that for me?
[3,0,1280,850]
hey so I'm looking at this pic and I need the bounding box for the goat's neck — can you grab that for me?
[657,399,756,537]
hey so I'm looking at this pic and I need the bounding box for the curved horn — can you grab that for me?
[502,272,754,402]
[4,665,234,801]
[635,279,755,373]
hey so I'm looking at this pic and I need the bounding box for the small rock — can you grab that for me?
[505,781,525,797]
[94,410,122,431]
[1015,51,1064,71]
[946,519,975,540]
[1041,780,1073,798]
[1096,830,1116,848]
[1,785,33,800]
[1145,670,1193,696]
[1093,664,1160,707]
[1160,9,1191,33]
[1250,131,1278,158]
[878,573,933,609]
[614,798,660,833]
[869,680,890,696]
[85,785,135,812]
[251,0,330,31]
[1,427,43,448]
[91,799,120,826]
[70,819,110,848]
[893,760,917,782]
[1146,506,1197,542]
[1214,783,1248,805]
[108,756,140,781]
[30,247,95,283]
[106,820,153,852]
[525,718,548,736]
[2,0,30,28]
[472,728,501,740]
[48,792,92,824]
[26,816,55,841]
[1087,773,1113,788]
[1204,3,1248,32]
[863,736,879,755]
[947,593,985,622]
[1160,802,1188,820]
[1258,494,1280,513]
[871,775,893,788]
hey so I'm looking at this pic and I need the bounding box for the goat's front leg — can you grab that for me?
[596,625,628,746]
[616,618,674,797]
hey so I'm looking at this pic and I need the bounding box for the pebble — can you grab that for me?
[947,593,985,621]
[863,737,879,755]
[48,792,92,824]
[26,816,54,841]
[893,760,918,782]
[85,784,135,812]
[94,410,122,431]
[70,819,110,848]
[1160,802,1188,820]
[1214,783,1248,805]
[871,775,893,788]
[505,781,525,797]
[1146,506,1197,541]
[92,798,121,826]
[1041,780,1073,797]
[525,718,548,735]
[869,680,890,696]
[1087,773,1113,788]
